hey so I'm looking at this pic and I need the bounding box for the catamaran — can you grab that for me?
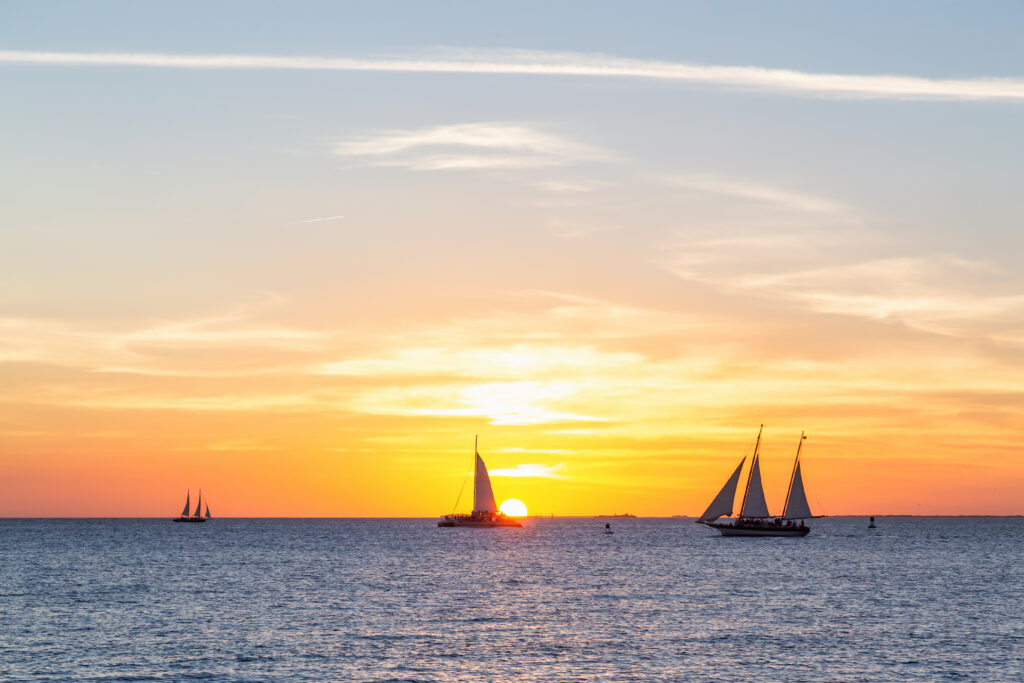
[173,490,211,523]
[697,426,813,537]
[438,437,522,528]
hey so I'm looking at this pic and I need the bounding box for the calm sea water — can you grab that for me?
[1,517,1021,681]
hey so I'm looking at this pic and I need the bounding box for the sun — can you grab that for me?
[499,499,528,517]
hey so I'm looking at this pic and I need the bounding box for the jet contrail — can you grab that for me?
[2,49,1024,101]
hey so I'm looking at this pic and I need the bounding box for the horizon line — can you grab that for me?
[2,514,1021,519]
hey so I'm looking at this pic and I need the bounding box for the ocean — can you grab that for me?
[1,517,1021,681]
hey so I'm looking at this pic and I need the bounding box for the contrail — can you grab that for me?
[2,49,1024,101]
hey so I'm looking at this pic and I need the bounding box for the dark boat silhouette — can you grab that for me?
[697,427,813,537]
[173,490,211,523]
[438,437,522,528]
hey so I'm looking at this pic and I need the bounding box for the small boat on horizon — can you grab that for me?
[173,490,211,523]
[696,426,814,537]
[438,437,522,528]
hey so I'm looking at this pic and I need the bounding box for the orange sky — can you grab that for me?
[3,285,1022,517]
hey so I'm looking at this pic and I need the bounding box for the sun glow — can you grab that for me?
[499,499,528,517]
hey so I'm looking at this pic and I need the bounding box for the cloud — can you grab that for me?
[334,122,604,171]
[668,224,1024,342]
[318,343,644,380]
[670,174,849,215]
[298,214,345,224]
[535,180,604,193]
[353,381,605,426]
[4,48,1024,101]
[0,297,331,375]
[488,463,566,478]
[740,257,1024,334]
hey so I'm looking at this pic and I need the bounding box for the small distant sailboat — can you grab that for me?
[173,489,210,523]
[697,426,813,537]
[438,437,522,528]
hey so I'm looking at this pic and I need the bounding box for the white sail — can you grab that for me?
[473,452,498,514]
[193,490,202,518]
[698,458,746,522]
[740,457,771,518]
[205,503,212,519]
[181,491,190,517]
[783,462,812,519]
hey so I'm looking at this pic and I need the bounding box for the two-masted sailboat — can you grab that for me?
[173,490,212,523]
[697,426,813,537]
[438,437,522,528]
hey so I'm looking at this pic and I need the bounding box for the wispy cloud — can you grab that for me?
[350,380,605,426]
[0,297,331,375]
[298,214,345,224]
[488,463,566,478]
[334,122,604,171]
[741,256,1024,334]
[318,343,643,380]
[535,180,604,193]
[4,48,1024,101]
[670,174,849,215]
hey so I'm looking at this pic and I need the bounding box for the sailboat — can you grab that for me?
[437,437,522,528]
[696,426,813,537]
[172,489,210,523]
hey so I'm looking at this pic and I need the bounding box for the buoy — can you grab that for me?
[868,515,876,529]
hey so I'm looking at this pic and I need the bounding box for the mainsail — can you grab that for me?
[181,491,190,517]
[697,458,746,522]
[783,461,812,519]
[193,490,202,518]
[473,449,498,514]
[740,456,771,518]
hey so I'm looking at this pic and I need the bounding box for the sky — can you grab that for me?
[2,1,1024,517]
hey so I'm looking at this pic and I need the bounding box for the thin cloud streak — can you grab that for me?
[488,463,566,478]
[670,174,849,215]
[4,49,1024,101]
[299,214,345,224]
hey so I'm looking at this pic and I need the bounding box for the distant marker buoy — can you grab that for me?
[868,516,876,529]
[604,522,613,534]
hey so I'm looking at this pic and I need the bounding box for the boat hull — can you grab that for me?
[172,517,206,523]
[437,514,522,528]
[702,521,809,537]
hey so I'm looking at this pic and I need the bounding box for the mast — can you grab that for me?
[737,425,762,519]
[782,432,806,516]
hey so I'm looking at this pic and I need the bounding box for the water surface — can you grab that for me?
[2,517,1021,681]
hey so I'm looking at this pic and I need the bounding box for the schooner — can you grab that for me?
[438,437,522,528]
[173,489,212,523]
[697,426,813,537]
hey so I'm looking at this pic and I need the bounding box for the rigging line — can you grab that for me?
[451,473,469,515]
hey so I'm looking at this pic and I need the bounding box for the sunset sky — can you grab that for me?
[3,1,1024,516]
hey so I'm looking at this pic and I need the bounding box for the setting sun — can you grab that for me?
[499,499,528,517]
